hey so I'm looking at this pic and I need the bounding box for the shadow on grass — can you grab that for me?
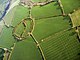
[0,48,5,60]
[63,15,73,27]
[75,54,80,60]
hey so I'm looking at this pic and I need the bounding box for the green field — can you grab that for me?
[9,37,42,60]
[33,16,71,42]
[12,5,29,27]
[0,0,80,60]
[0,26,15,49]
[31,2,62,19]
[70,9,80,27]
[61,0,80,14]
[40,29,80,60]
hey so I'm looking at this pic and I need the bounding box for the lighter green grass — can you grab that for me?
[70,9,80,27]
[0,26,15,49]
[12,5,29,26]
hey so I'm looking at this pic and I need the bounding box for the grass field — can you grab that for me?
[9,37,42,60]
[3,6,17,26]
[33,16,71,42]
[40,29,80,60]
[70,9,80,27]
[12,5,29,27]
[0,26,15,49]
[31,2,62,19]
[61,0,80,14]
[0,0,80,60]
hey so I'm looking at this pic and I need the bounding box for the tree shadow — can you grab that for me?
[63,15,73,27]
[75,53,80,60]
